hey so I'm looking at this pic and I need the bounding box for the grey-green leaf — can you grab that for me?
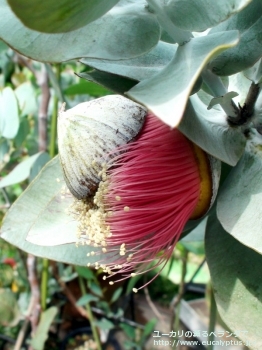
[128,31,239,128]
[7,0,120,33]
[81,41,177,82]
[15,82,38,117]
[154,0,251,32]
[14,118,30,148]
[206,213,262,349]
[29,152,51,182]
[217,136,262,254]
[147,0,192,45]
[75,266,96,281]
[209,0,262,76]
[0,39,8,53]
[179,94,246,165]
[76,294,99,306]
[0,0,160,62]
[0,152,48,188]
[207,91,239,110]
[181,217,207,243]
[30,307,58,350]
[0,157,103,265]
[227,72,251,106]
[0,139,10,170]
[45,64,65,102]
[0,87,19,139]
[94,318,114,331]
[244,58,262,84]
[0,288,20,326]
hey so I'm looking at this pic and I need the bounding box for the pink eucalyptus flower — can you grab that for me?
[58,96,219,291]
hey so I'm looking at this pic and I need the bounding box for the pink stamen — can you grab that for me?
[103,113,201,282]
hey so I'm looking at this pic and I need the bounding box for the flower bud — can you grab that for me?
[58,95,147,199]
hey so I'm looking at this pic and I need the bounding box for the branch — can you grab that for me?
[13,298,35,350]
[26,254,41,350]
[143,280,165,327]
[52,265,88,318]
[37,65,51,152]
[14,54,36,76]
[228,82,260,126]
[13,54,50,152]
[170,250,188,331]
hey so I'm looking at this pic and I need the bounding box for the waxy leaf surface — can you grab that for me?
[7,0,119,33]
[0,289,20,326]
[15,82,38,117]
[0,0,160,62]
[0,87,19,139]
[146,0,192,45]
[81,41,177,82]
[206,213,262,350]
[128,31,239,128]
[31,307,58,350]
[0,157,103,265]
[227,72,251,105]
[148,0,251,32]
[179,94,246,166]
[217,136,262,254]
[244,58,262,84]
[209,0,262,75]
[0,152,50,188]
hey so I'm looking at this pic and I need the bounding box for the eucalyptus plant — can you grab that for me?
[1,0,262,348]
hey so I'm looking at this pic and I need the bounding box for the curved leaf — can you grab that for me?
[0,157,103,266]
[64,81,110,97]
[0,0,160,62]
[209,0,262,76]
[7,0,119,33]
[206,213,262,350]
[78,71,137,95]
[15,82,38,116]
[0,152,49,188]
[181,217,207,243]
[76,294,99,306]
[244,58,262,84]
[179,94,246,165]
[29,152,51,181]
[227,72,251,105]
[0,39,8,53]
[45,64,65,102]
[0,288,20,326]
[128,31,239,128]
[31,307,58,350]
[0,139,10,170]
[157,0,251,32]
[81,41,177,82]
[14,118,30,148]
[217,135,262,254]
[0,86,19,139]
[146,0,192,45]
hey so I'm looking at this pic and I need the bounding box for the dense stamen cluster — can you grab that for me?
[69,172,111,250]
[69,113,202,290]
